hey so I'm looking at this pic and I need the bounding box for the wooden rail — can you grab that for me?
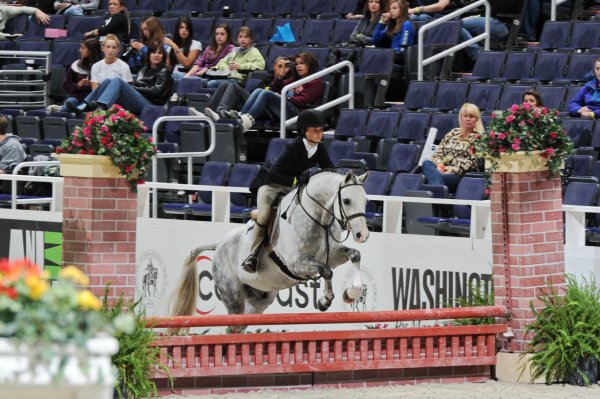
[149,306,508,379]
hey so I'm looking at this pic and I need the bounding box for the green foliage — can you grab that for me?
[473,103,574,177]
[522,274,600,385]
[102,291,172,399]
[451,282,495,326]
[56,104,157,191]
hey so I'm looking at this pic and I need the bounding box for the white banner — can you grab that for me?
[135,218,493,332]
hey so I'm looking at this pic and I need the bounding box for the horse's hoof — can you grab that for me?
[317,299,330,312]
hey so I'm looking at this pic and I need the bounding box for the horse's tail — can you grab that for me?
[168,244,217,334]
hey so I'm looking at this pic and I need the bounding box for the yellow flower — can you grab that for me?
[60,266,90,286]
[77,290,101,311]
[25,275,49,300]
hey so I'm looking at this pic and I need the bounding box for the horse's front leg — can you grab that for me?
[294,253,334,311]
[329,245,362,304]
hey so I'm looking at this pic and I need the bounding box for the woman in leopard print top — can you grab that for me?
[422,103,483,193]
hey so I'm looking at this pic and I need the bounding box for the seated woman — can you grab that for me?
[127,16,166,73]
[164,16,201,80]
[349,0,386,46]
[185,23,234,78]
[67,42,172,115]
[568,57,600,120]
[48,38,100,112]
[422,103,483,193]
[522,89,543,108]
[202,56,293,121]
[64,34,132,112]
[204,26,265,89]
[212,51,323,133]
[83,0,130,43]
[373,0,415,57]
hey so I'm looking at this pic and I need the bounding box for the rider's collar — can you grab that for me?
[303,138,318,158]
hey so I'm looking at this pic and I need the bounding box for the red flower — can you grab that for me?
[549,132,558,139]
[545,148,555,155]
[88,149,95,155]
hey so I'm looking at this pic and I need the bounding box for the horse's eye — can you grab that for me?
[343,198,351,205]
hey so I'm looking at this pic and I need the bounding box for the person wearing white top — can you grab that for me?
[164,17,202,80]
[65,34,133,114]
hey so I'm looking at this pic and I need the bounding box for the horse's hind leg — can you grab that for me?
[243,285,277,315]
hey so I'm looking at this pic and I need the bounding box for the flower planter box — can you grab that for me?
[56,154,123,179]
[485,150,549,173]
[0,336,118,399]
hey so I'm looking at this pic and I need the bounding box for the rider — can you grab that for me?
[242,109,335,273]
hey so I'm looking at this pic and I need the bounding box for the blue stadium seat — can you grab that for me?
[466,82,502,112]
[299,19,333,45]
[401,80,437,110]
[395,110,431,142]
[328,140,356,167]
[463,51,506,81]
[334,108,369,139]
[386,143,420,173]
[566,21,600,50]
[364,110,400,140]
[330,18,359,44]
[562,117,594,148]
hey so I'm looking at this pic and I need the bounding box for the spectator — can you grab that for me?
[83,0,129,43]
[67,42,172,115]
[349,0,386,46]
[0,115,26,175]
[568,57,600,120]
[185,23,234,78]
[346,0,367,19]
[202,56,293,121]
[48,38,101,112]
[164,16,201,80]
[127,16,165,73]
[223,51,324,134]
[54,0,99,19]
[65,34,132,114]
[459,0,521,62]
[205,26,265,89]
[522,89,544,108]
[373,0,415,55]
[422,103,483,193]
[0,4,49,39]
[408,0,458,21]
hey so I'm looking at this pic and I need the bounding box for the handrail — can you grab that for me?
[550,0,569,21]
[151,115,216,218]
[279,60,355,137]
[147,305,509,328]
[0,50,52,108]
[417,0,490,81]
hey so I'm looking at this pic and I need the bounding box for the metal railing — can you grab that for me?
[0,51,51,108]
[0,161,63,211]
[150,114,217,218]
[550,0,569,21]
[279,60,355,137]
[417,0,491,81]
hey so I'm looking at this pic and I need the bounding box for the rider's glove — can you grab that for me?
[297,172,310,186]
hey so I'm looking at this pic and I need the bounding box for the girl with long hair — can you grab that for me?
[372,0,415,53]
[185,23,234,78]
[164,16,202,80]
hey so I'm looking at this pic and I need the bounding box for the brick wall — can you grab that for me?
[62,176,137,301]
[155,366,491,395]
[490,170,566,352]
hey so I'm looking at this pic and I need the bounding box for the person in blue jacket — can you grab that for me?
[372,0,415,55]
[569,57,600,120]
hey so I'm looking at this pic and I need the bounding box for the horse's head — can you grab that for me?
[336,172,370,244]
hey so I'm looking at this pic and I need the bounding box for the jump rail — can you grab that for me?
[148,306,508,379]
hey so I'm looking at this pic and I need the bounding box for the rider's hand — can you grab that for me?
[297,172,310,186]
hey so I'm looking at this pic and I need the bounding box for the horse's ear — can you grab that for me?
[356,172,368,184]
[344,171,354,183]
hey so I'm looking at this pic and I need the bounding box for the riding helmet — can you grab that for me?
[297,109,326,133]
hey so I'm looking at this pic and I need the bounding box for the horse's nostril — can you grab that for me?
[356,232,362,239]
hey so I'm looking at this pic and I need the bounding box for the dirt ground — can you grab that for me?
[164,380,600,399]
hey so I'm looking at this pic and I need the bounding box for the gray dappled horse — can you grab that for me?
[170,171,370,331]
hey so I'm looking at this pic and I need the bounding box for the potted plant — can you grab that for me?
[102,291,172,399]
[55,104,157,192]
[472,103,574,177]
[0,259,133,398]
[521,274,600,385]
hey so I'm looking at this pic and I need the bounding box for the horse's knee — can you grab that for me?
[321,267,333,280]
[348,249,361,265]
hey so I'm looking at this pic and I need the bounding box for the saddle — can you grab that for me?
[250,192,286,249]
